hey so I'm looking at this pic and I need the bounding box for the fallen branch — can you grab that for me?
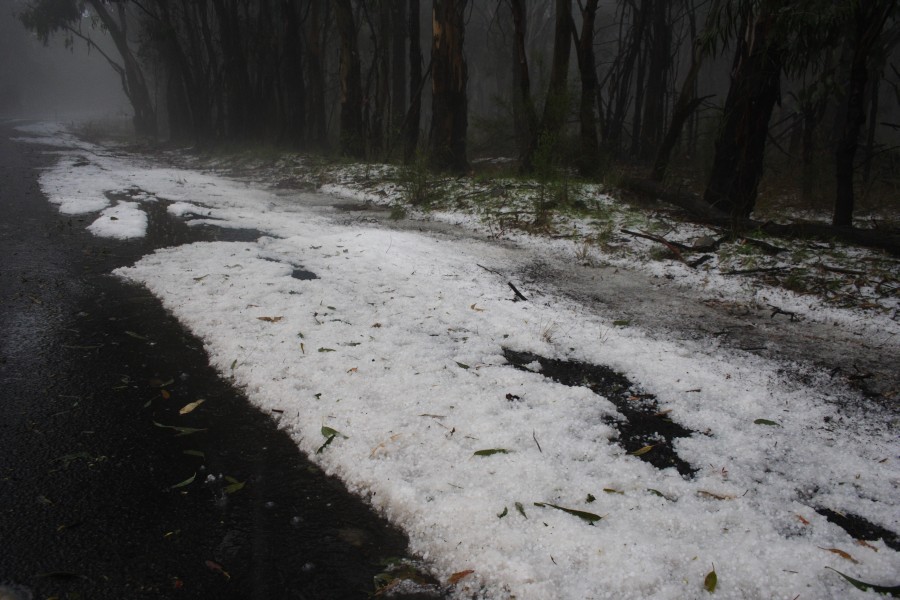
[620,228,688,263]
[768,304,798,321]
[508,282,528,302]
[723,266,790,276]
[818,264,866,276]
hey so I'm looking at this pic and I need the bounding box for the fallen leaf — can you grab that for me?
[613,320,630,327]
[447,570,474,585]
[470,304,485,312]
[586,493,596,503]
[257,316,283,322]
[160,389,171,400]
[825,566,900,594]
[455,361,470,369]
[178,399,205,415]
[629,444,655,456]
[753,418,781,426]
[205,560,231,580]
[497,507,508,518]
[533,502,603,524]
[168,472,196,490]
[819,547,859,563]
[347,367,358,373]
[473,448,509,456]
[697,490,735,500]
[796,514,810,525]
[125,330,148,341]
[603,488,623,495]
[704,567,717,593]
[153,421,207,436]
[318,347,335,353]
[193,275,208,281]
[515,502,527,519]
[855,539,879,552]
[224,480,245,494]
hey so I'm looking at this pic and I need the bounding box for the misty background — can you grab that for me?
[0,0,126,120]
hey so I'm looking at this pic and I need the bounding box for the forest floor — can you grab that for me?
[13,121,900,599]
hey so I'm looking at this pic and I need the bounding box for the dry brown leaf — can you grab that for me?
[819,547,859,563]
[855,539,879,552]
[347,367,358,374]
[370,434,402,457]
[179,399,206,415]
[470,304,485,312]
[447,570,474,585]
[160,389,171,400]
[205,560,231,580]
[257,316,283,322]
[796,514,810,525]
[697,490,736,500]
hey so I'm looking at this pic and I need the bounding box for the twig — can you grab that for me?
[688,255,713,268]
[508,282,528,302]
[818,264,866,276]
[768,305,797,321]
[723,266,790,276]
[476,263,502,276]
[620,228,689,263]
[532,430,542,453]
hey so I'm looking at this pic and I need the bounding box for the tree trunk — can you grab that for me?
[404,0,422,162]
[85,0,157,137]
[833,1,894,227]
[522,0,571,170]
[639,0,670,159]
[509,0,536,165]
[429,0,469,173]
[703,7,783,220]
[280,0,306,146]
[334,0,364,157]
[307,0,328,148]
[391,0,407,138]
[574,0,600,177]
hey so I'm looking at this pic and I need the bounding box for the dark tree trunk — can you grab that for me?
[404,0,422,162]
[651,35,706,181]
[574,0,600,176]
[429,0,469,173]
[834,1,895,227]
[629,0,651,157]
[307,0,328,148]
[703,7,784,220]
[391,0,407,137]
[210,0,253,139]
[522,0,571,170]
[334,0,364,157]
[85,0,157,137]
[280,0,306,146]
[639,0,670,159]
[509,0,536,165]
[603,1,649,152]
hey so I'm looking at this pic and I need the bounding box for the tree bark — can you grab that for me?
[391,0,407,137]
[306,0,328,148]
[334,0,365,157]
[833,1,895,227]
[703,6,783,221]
[404,0,422,162]
[574,0,600,176]
[522,0,571,171]
[429,0,469,173]
[85,0,157,137]
[509,0,536,165]
[639,0,671,159]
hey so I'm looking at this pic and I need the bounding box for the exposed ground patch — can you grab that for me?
[502,348,696,476]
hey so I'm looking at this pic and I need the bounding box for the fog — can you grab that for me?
[0,0,127,121]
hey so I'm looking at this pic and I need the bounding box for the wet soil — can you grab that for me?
[502,349,695,476]
[0,123,439,599]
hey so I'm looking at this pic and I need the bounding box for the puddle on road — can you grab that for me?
[503,348,696,476]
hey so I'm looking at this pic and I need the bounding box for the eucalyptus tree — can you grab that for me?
[20,0,157,136]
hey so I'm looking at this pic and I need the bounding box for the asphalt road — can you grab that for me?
[0,122,436,600]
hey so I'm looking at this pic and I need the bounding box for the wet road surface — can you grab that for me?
[0,122,437,599]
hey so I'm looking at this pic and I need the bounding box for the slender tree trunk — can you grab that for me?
[639,0,670,159]
[833,1,894,227]
[703,7,784,220]
[429,0,469,172]
[522,0,571,170]
[334,0,364,157]
[404,0,422,162]
[391,0,407,138]
[509,0,536,165]
[280,0,306,146]
[85,0,157,136]
[574,0,600,176]
[307,0,327,148]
